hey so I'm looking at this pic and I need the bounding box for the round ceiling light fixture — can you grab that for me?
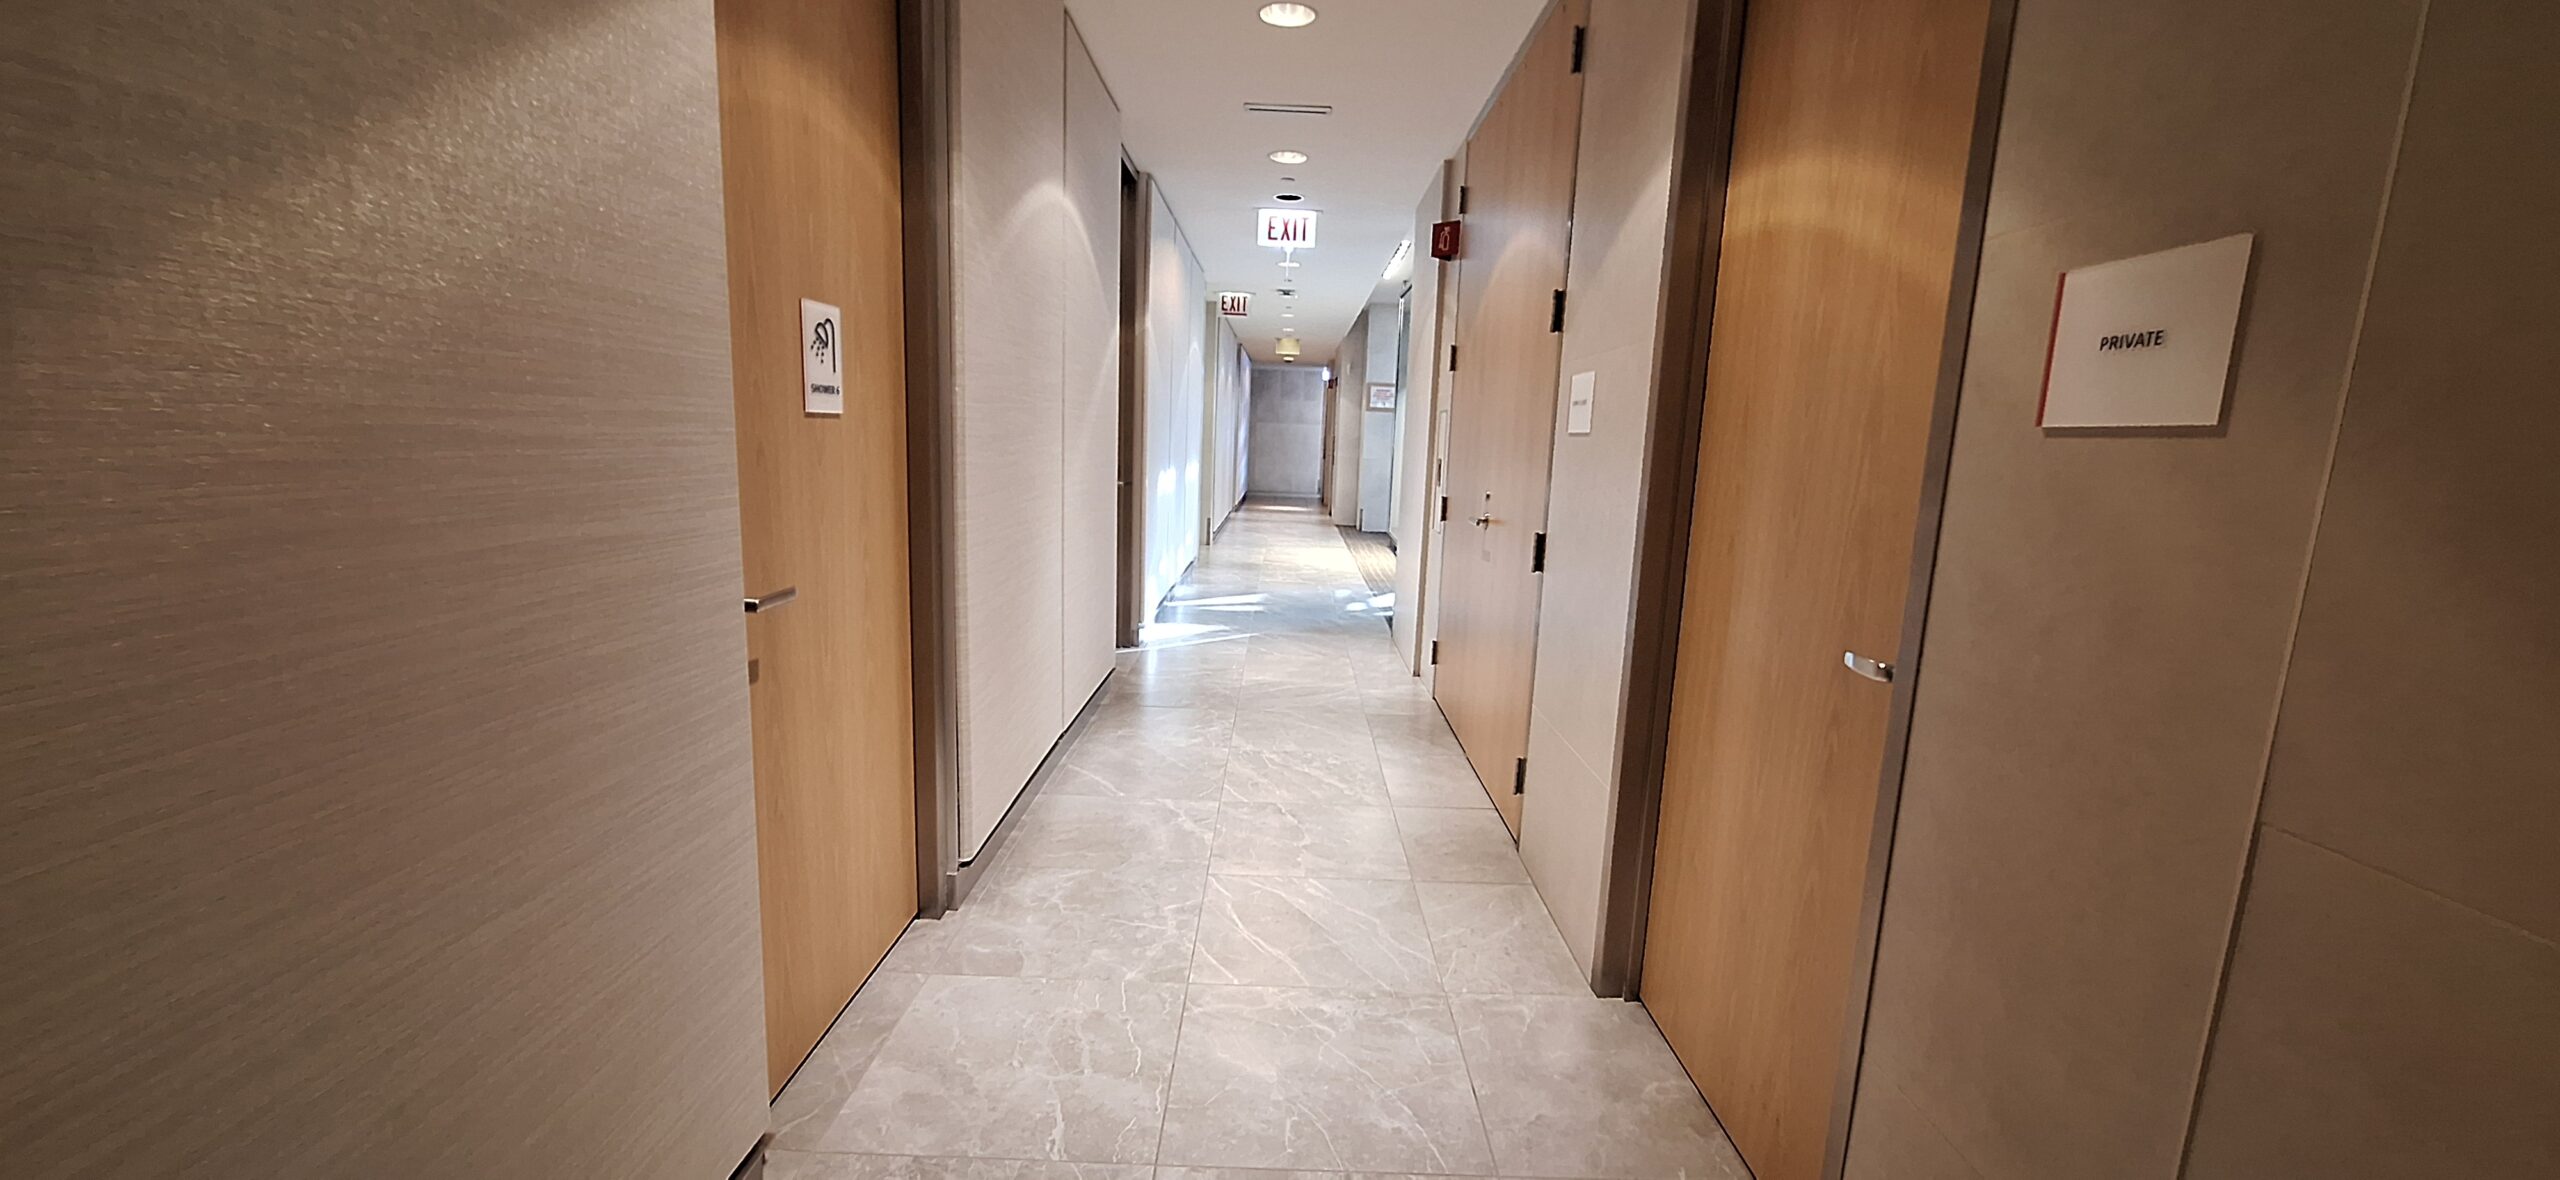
[1258,4,1318,29]
[1268,150,1308,165]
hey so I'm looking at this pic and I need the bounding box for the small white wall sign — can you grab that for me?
[1566,370,1596,435]
[2040,232,2252,429]
[801,298,844,416]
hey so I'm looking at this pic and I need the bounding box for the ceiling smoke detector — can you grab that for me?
[1258,4,1318,29]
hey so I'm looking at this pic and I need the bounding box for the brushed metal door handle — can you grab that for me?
[744,586,798,614]
[1473,513,1493,528]
[1843,650,1893,683]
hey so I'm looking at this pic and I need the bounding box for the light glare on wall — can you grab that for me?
[1258,4,1318,29]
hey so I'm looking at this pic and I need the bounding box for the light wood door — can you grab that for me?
[715,0,919,1095]
[1638,0,1990,1176]
[1436,0,1589,835]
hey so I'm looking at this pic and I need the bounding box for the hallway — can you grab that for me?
[764,500,1745,1179]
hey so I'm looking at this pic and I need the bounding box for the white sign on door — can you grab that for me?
[2040,233,2252,429]
[1217,291,1253,317]
[1258,208,1318,250]
[1566,370,1597,435]
[801,298,844,416]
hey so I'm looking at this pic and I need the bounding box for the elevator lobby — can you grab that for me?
[5,2,2555,1179]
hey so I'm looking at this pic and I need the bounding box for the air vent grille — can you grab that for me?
[1243,102,1333,116]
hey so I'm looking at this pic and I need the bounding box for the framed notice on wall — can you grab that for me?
[1366,382,1397,411]
[2039,233,2253,429]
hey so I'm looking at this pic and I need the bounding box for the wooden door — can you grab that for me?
[1638,0,1990,1176]
[1436,0,1588,835]
[715,0,919,1095]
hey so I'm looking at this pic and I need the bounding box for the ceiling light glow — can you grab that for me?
[1258,4,1318,29]
[1269,150,1308,165]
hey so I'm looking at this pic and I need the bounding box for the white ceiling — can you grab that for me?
[1066,0,1548,364]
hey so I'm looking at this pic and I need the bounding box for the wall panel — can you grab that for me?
[1136,181,1207,615]
[1515,0,1688,977]
[0,2,768,1174]
[2184,5,2560,1170]
[1247,366,1326,495]
[1060,20,1121,714]
[1846,1,2427,1175]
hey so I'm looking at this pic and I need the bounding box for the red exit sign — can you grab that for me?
[1217,292,1252,317]
[1259,208,1317,250]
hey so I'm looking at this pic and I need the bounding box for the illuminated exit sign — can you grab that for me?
[1259,208,1317,250]
[1217,291,1252,316]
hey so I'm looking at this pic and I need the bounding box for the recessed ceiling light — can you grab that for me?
[1279,261,1300,268]
[1269,150,1308,165]
[1282,313,1295,318]
[1258,3,1317,29]
[1274,193,1304,202]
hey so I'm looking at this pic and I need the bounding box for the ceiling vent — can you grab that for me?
[1243,102,1333,116]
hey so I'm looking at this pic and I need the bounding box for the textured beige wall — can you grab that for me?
[1137,181,1207,614]
[1061,18,1121,717]
[2181,3,2560,1173]
[1846,0,2439,1175]
[1516,0,1689,977]
[952,0,1096,857]
[0,1,769,1175]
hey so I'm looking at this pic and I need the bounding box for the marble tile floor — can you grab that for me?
[768,499,1746,1180]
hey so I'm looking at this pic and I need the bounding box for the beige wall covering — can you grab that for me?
[1355,299,1403,532]
[1515,0,1689,978]
[2181,3,2560,1172]
[1247,365,1327,495]
[1136,180,1208,616]
[1841,0,2556,1175]
[0,1,768,1175]
[1061,19,1121,717]
[1206,316,1252,535]
[949,3,1118,857]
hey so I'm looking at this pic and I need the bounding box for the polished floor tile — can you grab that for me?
[807,975,1184,1163]
[1417,883,1589,995]
[1158,986,1494,1174]
[1395,807,1530,884]
[883,863,1206,982]
[1191,875,1438,993]
[775,501,1733,1179]
[1452,996,1749,1179]
[1004,796,1219,870]
[1211,801,1410,879]
[767,1155,1151,1180]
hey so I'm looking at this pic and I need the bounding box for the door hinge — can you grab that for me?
[1513,757,1528,795]
[1437,494,1450,523]
[1458,184,1470,214]
[1531,531,1548,573]
[1571,25,1587,73]
[1429,639,1441,666]
[1550,288,1568,333]
[1448,344,1460,371]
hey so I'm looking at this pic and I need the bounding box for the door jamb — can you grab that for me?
[1115,164,1147,648]
[895,0,958,919]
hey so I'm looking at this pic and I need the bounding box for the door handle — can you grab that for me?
[1843,650,1893,683]
[1472,513,1493,528]
[744,586,798,614]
